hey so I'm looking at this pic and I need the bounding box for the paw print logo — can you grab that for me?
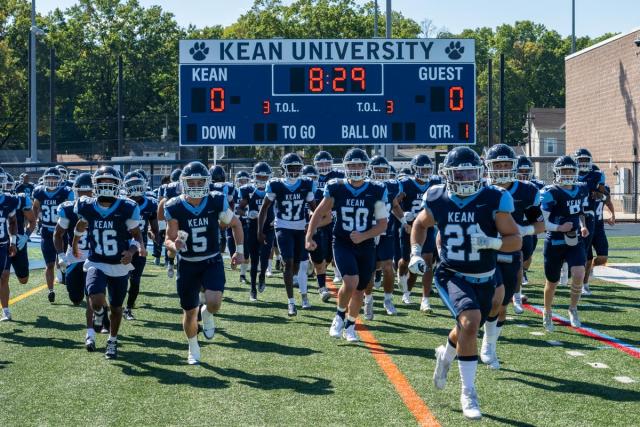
[189,41,209,61]
[445,41,465,60]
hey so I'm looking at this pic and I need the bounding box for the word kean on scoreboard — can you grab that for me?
[179,39,476,146]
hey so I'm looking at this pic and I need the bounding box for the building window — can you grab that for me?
[544,137,557,154]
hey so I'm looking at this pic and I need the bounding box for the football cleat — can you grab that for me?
[104,339,118,359]
[512,293,524,314]
[187,344,201,365]
[383,299,398,315]
[287,302,297,317]
[402,292,412,305]
[301,295,311,309]
[568,307,581,328]
[123,308,135,321]
[581,284,592,296]
[543,309,554,332]
[319,287,331,303]
[480,339,500,370]
[258,278,266,293]
[420,298,433,313]
[343,324,359,342]
[249,290,257,302]
[364,298,374,321]
[265,266,273,277]
[329,315,344,338]
[522,271,529,286]
[167,263,175,279]
[332,276,343,285]
[460,388,482,420]
[433,345,452,390]
[240,275,247,284]
[48,290,56,303]
[200,305,215,340]
[154,257,161,266]
[85,335,96,352]
[293,276,299,288]
[1,309,12,322]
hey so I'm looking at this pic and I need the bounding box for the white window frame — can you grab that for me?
[544,137,557,155]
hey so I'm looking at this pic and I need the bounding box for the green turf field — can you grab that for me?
[2,239,639,426]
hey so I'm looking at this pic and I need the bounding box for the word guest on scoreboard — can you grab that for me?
[179,39,476,146]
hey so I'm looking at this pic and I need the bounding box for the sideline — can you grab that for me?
[8,284,48,306]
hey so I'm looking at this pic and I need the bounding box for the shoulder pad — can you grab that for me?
[165,195,182,208]
[425,184,446,202]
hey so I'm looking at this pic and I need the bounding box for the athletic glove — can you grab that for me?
[17,234,29,250]
[176,230,189,252]
[57,253,68,271]
[248,210,259,220]
[408,243,427,275]
[470,227,502,252]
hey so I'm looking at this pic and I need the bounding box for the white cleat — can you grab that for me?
[543,309,554,332]
[568,307,582,328]
[374,279,382,290]
[480,338,500,370]
[364,298,374,321]
[301,295,311,309]
[420,298,433,313]
[512,293,524,315]
[522,271,529,286]
[460,388,482,420]
[167,263,175,279]
[343,324,359,342]
[187,345,201,365]
[0,309,11,322]
[383,299,397,315]
[433,345,451,390]
[581,284,592,296]
[200,305,215,340]
[265,267,273,277]
[332,276,343,285]
[319,287,331,303]
[329,315,344,338]
[402,292,412,305]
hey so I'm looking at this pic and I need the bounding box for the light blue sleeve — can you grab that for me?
[532,188,541,207]
[381,187,389,204]
[130,205,141,221]
[163,206,173,221]
[222,193,230,212]
[498,191,514,213]
[540,189,555,212]
[23,195,32,210]
[598,171,605,186]
[323,184,332,199]
[67,190,75,201]
[57,204,66,219]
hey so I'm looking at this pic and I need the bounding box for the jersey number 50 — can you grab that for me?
[341,207,369,232]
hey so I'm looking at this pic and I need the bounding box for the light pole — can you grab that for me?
[29,0,44,162]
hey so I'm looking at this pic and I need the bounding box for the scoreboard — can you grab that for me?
[178,39,476,146]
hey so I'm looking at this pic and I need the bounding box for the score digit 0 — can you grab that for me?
[210,87,225,112]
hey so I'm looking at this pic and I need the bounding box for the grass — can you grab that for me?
[2,239,640,427]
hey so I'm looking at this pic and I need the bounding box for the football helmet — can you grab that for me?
[209,165,226,183]
[252,162,272,190]
[553,155,579,186]
[93,166,122,198]
[170,168,183,183]
[281,153,304,183]
[369,155,390,181]
[485,144,517,184]
[343,148,370,181]
[410,154,434,181]
[302,165,319,183]
[181,161,211,198]
[573,148,593,173]
[516,155,534,181]
[235,170,251,187]
[3,172,14,193]
[42,167,62,190]
[72,172,94,198]
[313,151,333,175]
[124,171,146,197]
[442,147,484,196]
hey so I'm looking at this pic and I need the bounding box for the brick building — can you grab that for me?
[565,28,640,214]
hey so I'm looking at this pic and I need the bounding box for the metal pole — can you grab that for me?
[117,55,124,157]
[499,53,505,144]
[571,0,576,53]
[50,46,55,162]
[487,59,493,146]
[527,112,533,157]
[29,0,37,162]
[384,0,394,160]
[374,0,378,37]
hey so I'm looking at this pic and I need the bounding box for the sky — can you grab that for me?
[36,0,639,38]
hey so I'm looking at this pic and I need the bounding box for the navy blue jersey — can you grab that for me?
[15,193,32,233]
[540,184,589,244]
[163,182,182,200]
[134,196,158,245]
[0,194,19,244]
[578,168,605,214]
[503,181,541,226]
[60,179,73,188]
[33,186,73,230]
[383,179,403,236]
[164,192,228,259]
[266,178,316,230]
[57,201,89,251]
[75,196,141,264]
[313,187,324,203]
[530,179,545,190]
[15,182,35,198]
[324,179,387,241]
[595,185,611,224]
[240,184,274,230]
[210,182,236,204]
[400,176,441,220]
[423,185,514,274]
[318,170,345,189]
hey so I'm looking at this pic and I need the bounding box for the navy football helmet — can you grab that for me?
[68,169,79,181]
[133,168,149,183]
[72,172,94,198]
[574,148,593,173]
[93,166,122,198]
[485,144,517,184]
[410,154,433,181]
[388,164,397,180]
[235,170,251,187]
[313,151,333,175]
[170,168,183,183]
[209,165,226,183]
[302,165,319,183]
[343,148,370,181]
[124,171,146,197]
[3,172,14,193]
[252,162,272,190]
[369,155,390,181]
[553,155,579,186]
[56,165,68,180]
[181,161,211,198]
[442,147,484,196]
[281,153,304,182]
[516,155,534,181]
[42,167,62,190]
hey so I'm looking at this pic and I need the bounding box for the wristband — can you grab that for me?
[518,225,536,236]
[235,244,244,254]
[10,235,16,245]
[410,243,422,257]
[74,229,85,237]
[486,237,503,251]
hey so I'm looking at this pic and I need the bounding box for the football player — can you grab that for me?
[259,153,316,316]
[480,144,544,369]
[313,150,345,189]
[156,168,182,278]
[153,174,171,265]
[123,171,159,320]
[588,181,614,293]
[4,171,36,286]
[209,165,235,255]
[540,156,590,330]
[164,161,244,365]
[363,155,404,318]
[574,149,608,296]
[306,148,388,342]
[0,168,19,321]
[54,172,104,350]
[56,165,73,188]
[72,166,146,359]
[32,167,74,303]
[234,170,251,283]
[398,154,441,311]
[238,162,275,301]
[409,147,520,420]
[15,172,35,198]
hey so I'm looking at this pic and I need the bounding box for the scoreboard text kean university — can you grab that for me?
[179,39,476,146]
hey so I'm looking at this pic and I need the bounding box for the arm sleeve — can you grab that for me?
[540,189,555,212]
[543,210,560,232]
[374,200,389,220]
[265,182,276,201]
[218,208,235,225]
[126,205,141,230]
[497,191,514,213]
[57,208,70,230]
